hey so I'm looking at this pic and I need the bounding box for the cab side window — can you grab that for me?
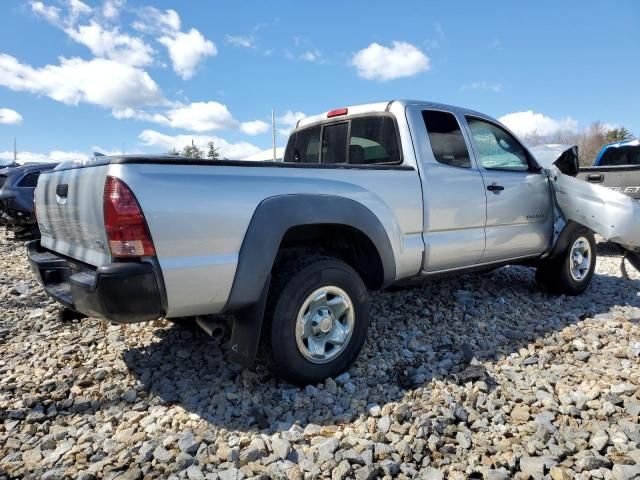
[422,110,471,168]
[466,117,529,171]
[349,116,400,165]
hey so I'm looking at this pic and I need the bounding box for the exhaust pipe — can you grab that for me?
[195,315,227,339]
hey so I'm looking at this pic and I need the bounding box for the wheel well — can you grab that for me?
[276,224,385,289]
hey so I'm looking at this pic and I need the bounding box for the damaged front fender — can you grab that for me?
[532,144,640,268]
[551,171,640,250]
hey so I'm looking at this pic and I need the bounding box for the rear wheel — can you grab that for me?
[536,227,596,295]
[265,255,371,385]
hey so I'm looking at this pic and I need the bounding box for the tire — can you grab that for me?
[535,227,596,295]
[265,255,371,385]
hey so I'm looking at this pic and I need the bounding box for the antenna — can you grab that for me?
[13,137,17,164]
[272,108,277,162]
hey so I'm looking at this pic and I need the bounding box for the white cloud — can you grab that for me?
[300,50,321,62]
[226,35,254,48]
[461,81,502,93]
[31,1,153,67]
[102,0,124,19]
[0,108,23,125]
[159,28,216,80]
[240,120,270,135]
[0,149,89,164]
[69,0,91,17]
[162,101,235,132]
[277,110,305,136]
[0,54,163,110]
[133,7,215,80]
[351,41,430,81]
[114,102,270,136]
[30,1,61,24]
[139,129,261,159]
[499,111,578,138]
[65,20,154,66]
[133,7,181,33]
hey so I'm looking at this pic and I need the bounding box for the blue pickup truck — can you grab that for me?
[578,139,640,199]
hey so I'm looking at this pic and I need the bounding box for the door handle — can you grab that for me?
[587,173,604,183]
[487,183,504,192]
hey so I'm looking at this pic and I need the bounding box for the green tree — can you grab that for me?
[606,127,633,143]
[182,144,194,157]
[182,142,204,158]
[207,141,220,160]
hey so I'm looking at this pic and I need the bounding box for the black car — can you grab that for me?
[0,162,58,239]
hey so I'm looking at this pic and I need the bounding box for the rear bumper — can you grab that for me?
[27,240,164,323]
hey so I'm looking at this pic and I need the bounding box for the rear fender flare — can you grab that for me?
[225,194,396,312]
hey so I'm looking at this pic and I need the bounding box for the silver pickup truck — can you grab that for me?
[29,100,627,384]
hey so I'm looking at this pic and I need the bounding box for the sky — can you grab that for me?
[0,0,639,163]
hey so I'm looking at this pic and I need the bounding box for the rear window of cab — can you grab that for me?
[284,115,401,165]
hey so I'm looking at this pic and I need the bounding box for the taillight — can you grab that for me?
[327,108,348,118]
[103,176,155,258]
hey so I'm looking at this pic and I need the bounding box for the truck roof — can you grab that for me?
[296,99,494,129]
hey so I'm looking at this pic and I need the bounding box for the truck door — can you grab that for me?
[413,108,487,272]
[463,116,553,262]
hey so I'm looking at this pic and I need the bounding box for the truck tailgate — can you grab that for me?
[577,166,640,200]
[35,166,112,267]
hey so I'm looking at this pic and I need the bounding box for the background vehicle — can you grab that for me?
[577,139,640,199]
[29,100,608,384]
[0,162,57,239]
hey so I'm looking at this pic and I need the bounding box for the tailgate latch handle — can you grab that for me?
[587,173,604,183]
[56,184,69,197]
[56,183,69,205]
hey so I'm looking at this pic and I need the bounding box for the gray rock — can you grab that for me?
[115,467,142,480]
[153,446,174,463]
[354,465,378,480]
[590,429,609,452]
[218,468,241,480]
[612,463,640,480]
[271,438,291,461]
[377,415,391,434]
[485,468,510,480]
[520,456,557,480]
[419,467,444,480]
[576,454,612,472]
[331,460,351,480]
[311,437,339,464]
[456,430,472,449]
[178,432,200,455]
[121,389,137,403]
[186,465,205,480]
[379,459,400,476]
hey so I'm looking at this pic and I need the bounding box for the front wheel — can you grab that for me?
[536,227,596,295]
[266,256,371,385]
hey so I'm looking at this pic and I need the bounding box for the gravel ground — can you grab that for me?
[1,230,639,480]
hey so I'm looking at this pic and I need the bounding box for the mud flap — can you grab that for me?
[227,274,271,367]
[622,250,640,278]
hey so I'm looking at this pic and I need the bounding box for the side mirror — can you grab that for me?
[553,145,579,177]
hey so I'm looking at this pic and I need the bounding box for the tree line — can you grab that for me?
[522,124,634,166]
[167,141,222,160]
